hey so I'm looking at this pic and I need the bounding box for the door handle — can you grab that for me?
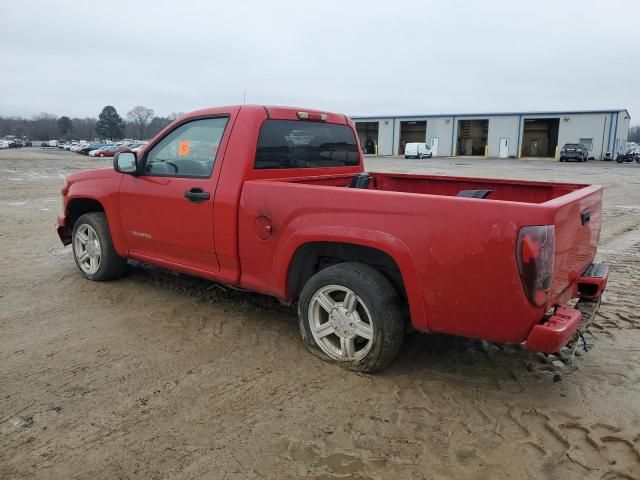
[184,188,210,203]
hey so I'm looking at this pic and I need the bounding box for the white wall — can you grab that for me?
[613,111,631,157]
[425,117,455,156]
[486,116,519,157]
[517,112,616,159]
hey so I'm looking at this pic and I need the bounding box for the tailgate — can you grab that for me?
[547,185,603,303]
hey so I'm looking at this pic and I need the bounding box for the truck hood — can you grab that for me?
[66,167,119,186]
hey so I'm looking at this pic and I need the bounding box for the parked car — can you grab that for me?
[88,148,104,157]
[56,105,608,372]
[130,144,147,154]
[559,143,588,162]
[78,144,105,155]
[404,142,432,159]
[0,140,10,149]
[91,146,124,158]
[71,143,88,152]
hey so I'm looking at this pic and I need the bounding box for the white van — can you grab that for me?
[0,140,10,149]
[404,142,432,159]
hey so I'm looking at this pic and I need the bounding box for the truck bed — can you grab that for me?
[239,171,603,345]
[286,172,586,204]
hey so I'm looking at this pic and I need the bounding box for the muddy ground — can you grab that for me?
[1,148,639,479]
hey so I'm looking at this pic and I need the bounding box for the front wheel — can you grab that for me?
[72,212,127,281]
[298,262,404,373]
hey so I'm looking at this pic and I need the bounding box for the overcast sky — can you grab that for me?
[1,0,637,122]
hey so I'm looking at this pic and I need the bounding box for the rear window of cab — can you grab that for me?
[254,120,359,169]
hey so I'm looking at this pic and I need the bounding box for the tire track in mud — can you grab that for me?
[278,383,640,479]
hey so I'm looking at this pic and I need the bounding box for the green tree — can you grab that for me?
[57,116,73,137]
[95,106,124,140]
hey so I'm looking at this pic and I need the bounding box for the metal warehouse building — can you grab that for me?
[352,109,630,160]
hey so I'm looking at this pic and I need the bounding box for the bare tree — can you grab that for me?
[126,105,155,140]
[32,113,58,140]
[72,117,97,141]
[167,112,184,121]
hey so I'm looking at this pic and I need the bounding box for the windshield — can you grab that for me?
[255,120,359,169]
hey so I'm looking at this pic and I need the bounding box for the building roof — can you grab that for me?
[351,109,630,120]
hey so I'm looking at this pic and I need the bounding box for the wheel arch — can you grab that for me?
[62,193,127,256]
[66,197,105,232]
[279,228,427,331]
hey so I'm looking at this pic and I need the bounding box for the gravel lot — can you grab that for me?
[1,148,639,479]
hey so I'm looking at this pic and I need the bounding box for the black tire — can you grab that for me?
[297,262,404,373]
[404,155,409,159]
[72,212,127,281]
[616,158,624,164]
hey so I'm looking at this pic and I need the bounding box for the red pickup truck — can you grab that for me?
[57,105,608,372]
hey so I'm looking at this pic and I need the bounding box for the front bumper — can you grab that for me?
[523,263,608,353]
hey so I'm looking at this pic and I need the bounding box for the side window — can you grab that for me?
[143,117,228,177]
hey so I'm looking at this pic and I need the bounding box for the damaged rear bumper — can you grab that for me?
[523,263,608,353]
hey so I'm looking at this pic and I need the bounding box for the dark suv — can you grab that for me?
[559,143,588,162]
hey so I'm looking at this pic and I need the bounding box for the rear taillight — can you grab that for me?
[297,111,328,122]
[516,225,555,307]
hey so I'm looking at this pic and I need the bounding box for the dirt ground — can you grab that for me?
[1,148,639,480]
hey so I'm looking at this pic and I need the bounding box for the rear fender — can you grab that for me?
[274,226,428,331]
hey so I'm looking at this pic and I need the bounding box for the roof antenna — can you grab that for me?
[243,91,246,105]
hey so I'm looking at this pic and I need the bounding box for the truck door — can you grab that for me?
[118,116,229,274]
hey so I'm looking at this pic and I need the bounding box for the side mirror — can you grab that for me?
[114,151,137,174]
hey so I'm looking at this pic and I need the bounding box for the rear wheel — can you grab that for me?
[72,212,126,281]
[298,262,404,373]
